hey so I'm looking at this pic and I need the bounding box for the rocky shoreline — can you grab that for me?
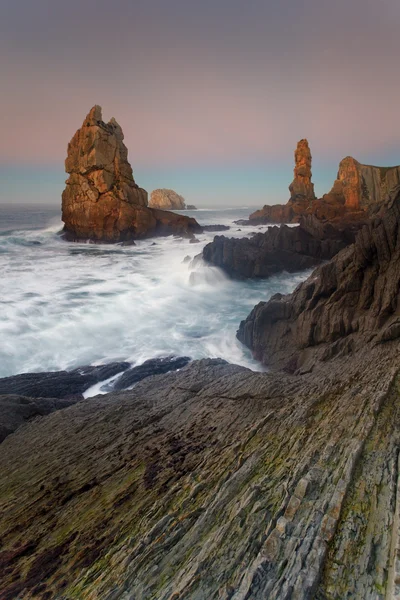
[202,214,364,279]
[2,117,400,598]
[1,344,399,598]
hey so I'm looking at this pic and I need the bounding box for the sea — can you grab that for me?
[0,204,309,392]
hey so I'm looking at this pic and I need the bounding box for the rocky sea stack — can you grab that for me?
[62,107,202,242]
[249,140,400,226]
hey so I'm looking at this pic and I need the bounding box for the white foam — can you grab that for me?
[0,209,310,377]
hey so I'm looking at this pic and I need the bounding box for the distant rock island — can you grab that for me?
[149,189,186,210]
[61,107,202,242]
[249,139,400,224]
[149,189,198,211]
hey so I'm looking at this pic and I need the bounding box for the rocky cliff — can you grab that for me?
[238,186,400,373]
[203,215,363,279]
[62,107,201,241]
[324,156,400,211]
[248,142,400,226]
[149,189,186,210]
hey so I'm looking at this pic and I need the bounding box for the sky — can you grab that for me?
[1,0,400,207]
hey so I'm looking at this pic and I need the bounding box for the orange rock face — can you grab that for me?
[288,139,316,204]
[62,106,201,242]
[249,139,317,224]
[326,157,400,211]
[249,141,400,226]
[149,189,186,210]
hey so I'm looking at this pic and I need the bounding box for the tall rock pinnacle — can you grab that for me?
[288,139,316,204]
[61,106,201,242]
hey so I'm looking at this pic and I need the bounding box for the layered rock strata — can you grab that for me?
[1,347,400,599]
[238,186,400,372]
[62,107,201,241]
[0,395,79,443]
[202,215,363,279]
[149,189,186,210]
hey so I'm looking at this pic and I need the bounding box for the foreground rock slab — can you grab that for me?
[0,395,78,443]
[0,350,399,599]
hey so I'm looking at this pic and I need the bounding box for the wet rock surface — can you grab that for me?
[203,215,361,279]
[110,356,191,391]
[202,224,230,232]
[238,188,400,372]
[0,363,130,400]
[0,358,193,443]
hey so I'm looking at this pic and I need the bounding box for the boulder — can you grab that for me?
[149,189,186,210]
[62,107,202,241]
[237,186,400,372]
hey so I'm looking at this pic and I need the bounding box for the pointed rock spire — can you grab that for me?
[289,139,316,203]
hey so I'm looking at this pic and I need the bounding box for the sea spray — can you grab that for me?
[0,205,309,378]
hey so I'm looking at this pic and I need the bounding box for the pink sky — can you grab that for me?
[1,0,399,204]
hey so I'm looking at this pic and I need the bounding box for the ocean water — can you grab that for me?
[0,204,309,384]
